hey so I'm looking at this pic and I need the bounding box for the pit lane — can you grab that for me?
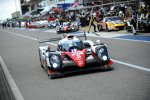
[0,28,150,100]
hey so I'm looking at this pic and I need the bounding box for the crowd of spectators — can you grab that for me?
[1,1,149,31]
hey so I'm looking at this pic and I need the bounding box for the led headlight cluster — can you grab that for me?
[49,55,61,70]
[97,48,104,57]
[97,46,108,62]
[52,63,58,68]
[102,55,108,61]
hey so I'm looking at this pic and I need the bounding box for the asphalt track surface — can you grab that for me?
[0,27,150,100]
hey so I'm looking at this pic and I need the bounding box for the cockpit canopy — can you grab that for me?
[63,22,71,26]
[58,38,84,51]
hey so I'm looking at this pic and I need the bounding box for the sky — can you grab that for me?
[0,0,21,20]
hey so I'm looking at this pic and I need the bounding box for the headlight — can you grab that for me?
[102,55,108,61]
[99,48,104,53]
[49,55,61,69]
[96,46,109,62]
[52,63,58,68]
[97,48,104,57]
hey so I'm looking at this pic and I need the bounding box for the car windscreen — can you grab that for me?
[60,40,82,51]
[63,22,69,26]
[106,16,121,22]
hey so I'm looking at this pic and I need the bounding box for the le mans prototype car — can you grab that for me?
[38,32,113,78]
[56,22,79,34]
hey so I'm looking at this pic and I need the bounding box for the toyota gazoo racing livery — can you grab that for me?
[38,33,113,79]
[56,21,79,34]
[48,20,60,29]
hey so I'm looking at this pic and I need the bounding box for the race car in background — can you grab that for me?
[56,21,79,34]
[38,32,113,79]
[48,20,60,29]
[27,22,45,29]
[98,16,125,31]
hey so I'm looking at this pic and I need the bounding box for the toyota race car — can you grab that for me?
[48,20,60,29]
[38,32,113,79]
[56,21,79,34]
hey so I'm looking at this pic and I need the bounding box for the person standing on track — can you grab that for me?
[88,12,97,33]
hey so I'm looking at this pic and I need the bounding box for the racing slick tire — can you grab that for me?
[38,49,44,68]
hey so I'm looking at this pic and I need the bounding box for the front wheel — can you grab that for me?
[38,49,44,68]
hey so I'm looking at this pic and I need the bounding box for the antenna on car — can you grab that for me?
[84,30,87,40]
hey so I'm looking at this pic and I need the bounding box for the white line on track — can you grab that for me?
[112,59,150,72]
[1,29,150,71]
[112,37,150,43]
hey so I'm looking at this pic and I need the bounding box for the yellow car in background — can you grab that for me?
[98,16,125,31]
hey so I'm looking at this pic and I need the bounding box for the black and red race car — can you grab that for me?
[38,32,113,79]
[56,21,79,34]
